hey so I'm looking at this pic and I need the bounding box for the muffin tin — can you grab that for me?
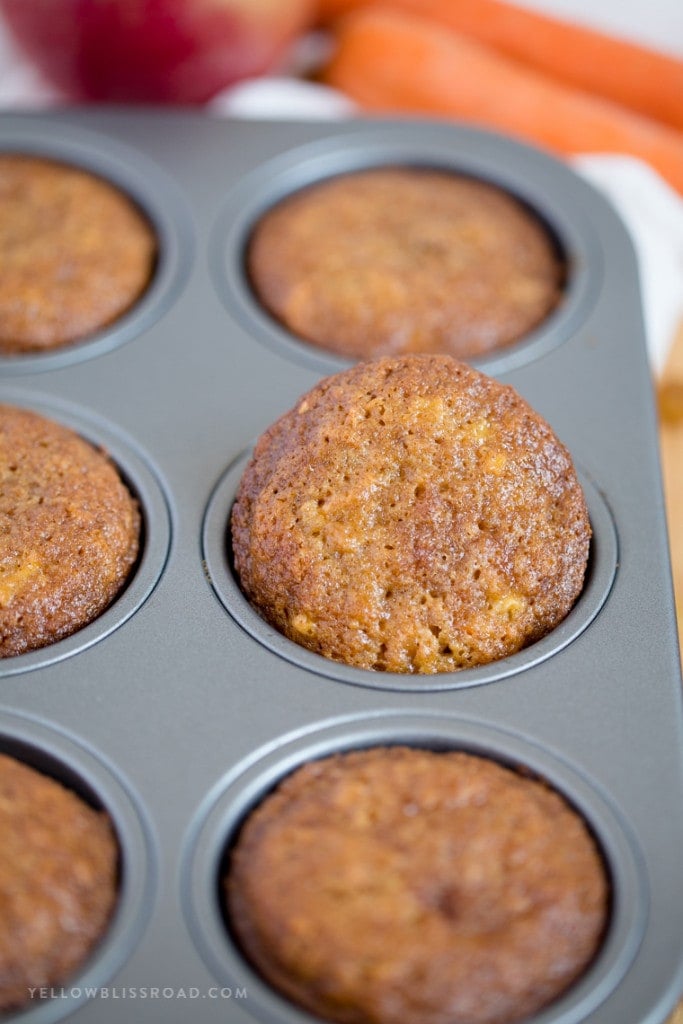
[0,109,681,1024]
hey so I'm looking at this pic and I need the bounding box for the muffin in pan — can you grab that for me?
[247,167,563,361]
[0,752,118,1010]
[231,354,590,674]
[0,405,141,657]
[226,746,609,1024]
[0,154,156,354]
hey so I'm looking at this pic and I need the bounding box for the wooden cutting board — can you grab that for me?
[660,321,683,651]
[659,320,683,1024]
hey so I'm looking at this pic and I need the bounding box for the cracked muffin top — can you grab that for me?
[247,167,563,360]
[231,354,590,674]
[226,746,608,1024]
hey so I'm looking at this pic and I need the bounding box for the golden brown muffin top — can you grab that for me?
[0,154,156,354]
[231,355,590,673]
[227,746,608,1024]
[0,405,141,657]
[0,753,118,1010]
[248,167,563,360]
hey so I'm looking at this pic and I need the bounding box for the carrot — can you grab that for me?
[316,0,368,21]
[322,7,683,195]
[317,0,683,132]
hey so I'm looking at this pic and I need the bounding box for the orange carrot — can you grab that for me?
[322,7,683,195]
[317,0,683,132]
[316,0,368,22]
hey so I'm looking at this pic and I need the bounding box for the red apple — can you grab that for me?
[0,0,315,103]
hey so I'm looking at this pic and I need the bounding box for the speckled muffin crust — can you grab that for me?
[0,155,156,354]
[0,753,118,1010]
[0,405,141,657]
[247,167,563,360]
[227,746,608,1024]
[231,355,590,673]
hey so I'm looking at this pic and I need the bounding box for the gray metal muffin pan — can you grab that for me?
[0,110,681,1024]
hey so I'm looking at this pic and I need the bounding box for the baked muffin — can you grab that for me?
[231,355,590,673]
[0,154,156,354]
[0,752,118,1010]
[0,405,141,657]
[247,167,563,360]
[226,746,608,1024]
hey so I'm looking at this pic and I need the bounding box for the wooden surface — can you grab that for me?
[659,321,683,1024]
[661,322,683,651]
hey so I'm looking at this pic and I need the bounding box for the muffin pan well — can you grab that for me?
[0,119,192,375]
[210,130,602,376]
[0,391,171,676]
[182,715,646,1024]
[0,110,681,1024]
[243,167,567,362]
[203,454,617,691]
[0,710,155,1024]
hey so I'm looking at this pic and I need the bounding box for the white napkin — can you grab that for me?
[572,154,683,377]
